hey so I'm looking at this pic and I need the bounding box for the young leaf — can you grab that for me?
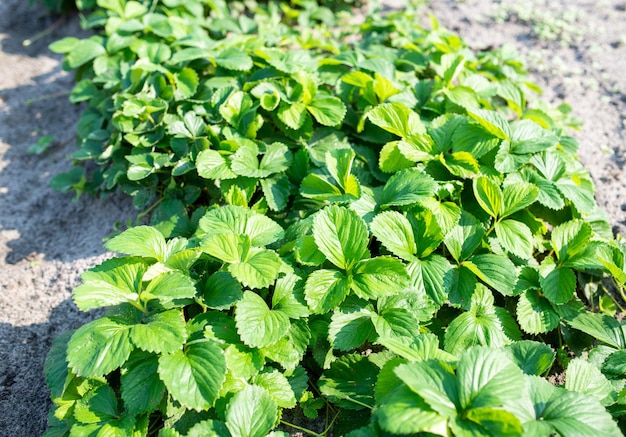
[313,206,369,271]
[253,369,297,408]
[381,168,437,208]
[350,257,410,300]
[67,317,133,377]
[130,310,188,354]
[235,291,291,348]
[105,226,167,260]
[516,290,560,334]
[494,219,534,259]
[473,176,503,219]
[228,248,282,289]
[501,182,538,218]
[370,211,417,261]
[307,96,347,127]
[158,341,226,411]
[304,269,350,314]
[225,385,278,437]
[444,211,485,262]
[367,102,426,138]
[73,258,146,311]
[142,271,197,305]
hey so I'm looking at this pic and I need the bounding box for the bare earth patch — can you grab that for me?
[0,1,624,435]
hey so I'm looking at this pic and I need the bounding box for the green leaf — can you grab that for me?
[214,47,253,71]
[66,39,106,68]
[74,385,118,424]
[540,264,576,304]
[442,151,479,178]
[253,370,297,408]
[551,220,591,263]
[603,349,626,377]
[261,174,291,212]
[456,346,524,410]
[381,168,437,208]
[121,351,165,415]
[467,108,511,140]
[501,182,538,217]
[231,142,291,178]
[451,407,523,437]
[278,102,308,130]
[465,254,517,296]
[367,102,425,137]
[272,273,310,319]
[505,341,555,376]
[44,332,72,399]
[304,269,350,314]
[174,68,199,99]
[524,376,622,436]
[370,211,417,261]
[307,96,346,127]
[329,308,374,351]
[319,354,378,409]
[313,206,369,271]
[375,385,446,435]
[196,149,237,180]
[409,255,452,307]
[379,141,414,173]
[565,358,613,404]
[473,176,503,218]
[130,310,187,354]
[494,219,534,259]
[444,211,485,262]
[204,271,243,310]
[372,308,419,342]
[235,291,291,348]
[198,206,284,247]
[73,258,146,311]
[67,317,133,377]
[516,290,560,334]
[563,311,625,349]
[225,385,278,437]
[201,232,247,264]
[142,271,197,304]
[351,257,410,300]
[158,341,226,411]
[228,248,282,289]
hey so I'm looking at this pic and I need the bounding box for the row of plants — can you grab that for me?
[43,0,626,435]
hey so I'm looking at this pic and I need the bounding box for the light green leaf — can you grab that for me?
[214,47,253,71]
[329,308,374,351]
[540,265,576,304]
[304,269,350,314]
[451,407,523,437]
[563,311,625,349]
[379,141,414,173]
[260,174,291,211]
[351,257,410,300]
[381,168,437,208]
[158,341,226,411]
[370,211,417,261]
[551,219,591,263]
[142,271,197,304]
[409,255,452,307]
[174,68,198,100]
[199,206,284,247]
[225,385,278,437]
[253,370,297,408]
[130,310,187,354]
[319,354,378,409]
[66,39,106,68]
[505,341,555,376]
[473,176,503,218]
[516,290,560,334]
[443,211,485,262]
[501,182,538,218]
[443,151,479,178]
[467,108,511,140]
[121,351,165,415]
[367,102,425,137]
[494,219,534,259]
[105,226,167,260]
[524,376,622,437]
[278,102,308,130]
[67,317,133,377]
[375,385,446,435]
[372,308,419,342]
[235,291,291,348]
[565,358,613,404]
[73,258,146,311]
[229,248,282,289]
[313,206,369,271]
[465,254,517,296]
[231,142,291,178]
[272,273,310,319]
[201,232,248,264]
[196,149,237,180]
[74,385,118,424]
[307,96,346,127]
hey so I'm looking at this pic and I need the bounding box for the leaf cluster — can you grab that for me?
[44,1,626,436]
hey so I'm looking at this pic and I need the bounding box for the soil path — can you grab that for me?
[0,1,624,435]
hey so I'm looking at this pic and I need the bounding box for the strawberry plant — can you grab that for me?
[44,1,626,436]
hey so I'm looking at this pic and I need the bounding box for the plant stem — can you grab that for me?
[23,14,66,46]
[25,90,71,105]
[280,420,321,437]
[135,197,164,225]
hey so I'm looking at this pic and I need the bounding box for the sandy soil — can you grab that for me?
[0,1,624,435]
